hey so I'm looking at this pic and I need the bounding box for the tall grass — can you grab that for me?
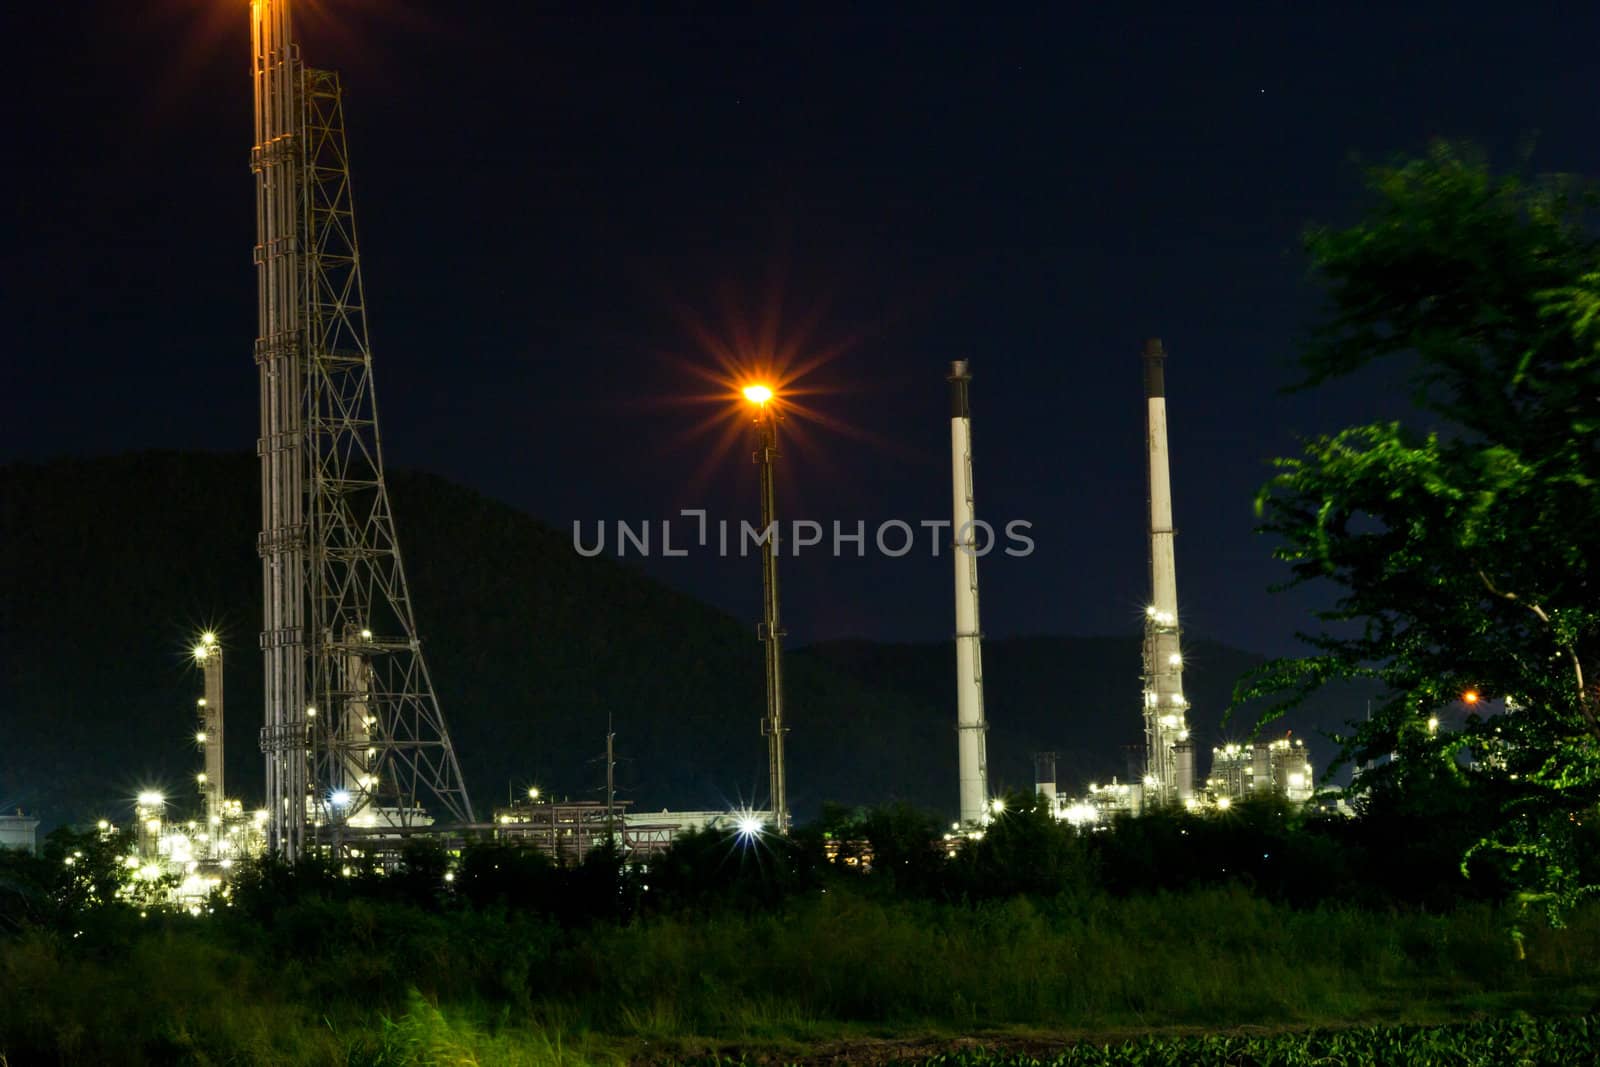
[556,888,1600,1037]
[11,887,1594,1063]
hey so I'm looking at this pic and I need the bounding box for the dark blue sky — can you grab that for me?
[6,4,1597,657]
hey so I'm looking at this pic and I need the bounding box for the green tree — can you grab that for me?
[1240,143,1600,918]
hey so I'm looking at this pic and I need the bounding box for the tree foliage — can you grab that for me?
[1240,143,1600,916]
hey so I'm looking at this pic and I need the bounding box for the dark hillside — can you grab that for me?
[1,453,1357,830]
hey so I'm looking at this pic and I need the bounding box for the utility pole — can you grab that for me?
[605,716,617,847]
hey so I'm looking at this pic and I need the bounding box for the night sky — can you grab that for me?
[7,4,1597,658]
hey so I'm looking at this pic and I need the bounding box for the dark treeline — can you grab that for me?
[4,790,1599,1064]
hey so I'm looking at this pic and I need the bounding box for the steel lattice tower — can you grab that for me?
[252,0,473,860]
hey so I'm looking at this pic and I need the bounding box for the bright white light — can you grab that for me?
[1146,605,1157,617]
[990,798,1006,815]
[1159,714,1179,728]
[1168,653,1182,666]
[736,816,763,838]
[330,790,352,809]
[1427,716,1440,734]
[360,628,373,640]
[201,631,217,646]
[1064,803,1098,827]
[195,731,207,743]
[527,787,540,800]
[137,791,164,807]
[1287,773,1306,789]
[1216,797,1232,811]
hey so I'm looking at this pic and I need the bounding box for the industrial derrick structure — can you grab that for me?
[252,0,472,860]
[1141,340,1195,808]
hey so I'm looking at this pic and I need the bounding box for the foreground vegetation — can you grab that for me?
[711,1016,1600,1067]
[4,147,1595,1064]
[4,797,1599,1064]
[1242,142,1600,915]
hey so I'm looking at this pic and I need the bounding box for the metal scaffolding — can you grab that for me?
[251,1,472,860]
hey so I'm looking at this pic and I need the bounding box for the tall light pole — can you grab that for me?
[744,384,788,832]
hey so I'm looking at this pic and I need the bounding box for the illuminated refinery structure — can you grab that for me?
[1208,737,1316,804]
[251,0,471,860]
[1038,341,1317,827]
[1140,339,1195,809]
[111,636,273,905]
[948,361,993,827]
[127,786,269,911]
[192,633,225,833]
[745,383,790,832]
[490,792,774,862]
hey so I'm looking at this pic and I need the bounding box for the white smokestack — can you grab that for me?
[949,360,990,826]
[1142,339,1194,805]
[1033,751,1058,812]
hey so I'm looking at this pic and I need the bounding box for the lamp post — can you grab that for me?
[744,384,788,833]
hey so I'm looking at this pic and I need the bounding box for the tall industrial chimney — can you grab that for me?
[1141,339,1194,806]
[949,360,991,826]
[1033,751,1058,813]
[194,634,224,838]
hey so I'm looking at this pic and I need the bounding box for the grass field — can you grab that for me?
[4,886,1598,1064]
